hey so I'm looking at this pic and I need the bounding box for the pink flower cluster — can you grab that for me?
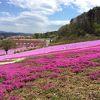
[9,96,20,100]
[0,40,99,99]
[87,71,100,80]
[42,83,55,90]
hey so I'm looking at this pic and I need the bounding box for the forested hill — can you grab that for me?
[59,7,100,35]
[50,7,99,44]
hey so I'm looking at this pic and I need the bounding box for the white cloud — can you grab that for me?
[49,20,69,26]
[8,0,61,15]
[1,0,70,33]
[71,0,100,12]
[0,11,69,33]
[46,20,70,32]
[8,0,100,13]
[59,0,100,12]
[0,0,100,33]
[0,12,48,33]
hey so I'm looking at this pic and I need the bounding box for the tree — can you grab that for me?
[32,33,40,39]
[0,39,16,54]
[94,23,100,36]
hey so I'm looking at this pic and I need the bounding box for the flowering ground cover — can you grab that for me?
[0,40,100,99]
[0,40,100,61]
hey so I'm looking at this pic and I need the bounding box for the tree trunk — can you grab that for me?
[5,50,8,54]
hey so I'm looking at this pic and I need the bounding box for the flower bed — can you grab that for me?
[0,40,100,99]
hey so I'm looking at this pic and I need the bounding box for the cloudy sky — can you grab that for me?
[0,0,100,33]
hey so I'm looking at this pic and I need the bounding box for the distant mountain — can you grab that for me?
[0,31,32,38]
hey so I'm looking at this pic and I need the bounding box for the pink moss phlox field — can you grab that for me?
[0,40,100,99]
[0,40,100,61]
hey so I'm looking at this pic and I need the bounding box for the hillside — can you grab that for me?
[0,40,100,99]
[50,7,100,45]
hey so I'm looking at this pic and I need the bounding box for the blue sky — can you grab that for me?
[0,0,99,33]
[49,6,79,20]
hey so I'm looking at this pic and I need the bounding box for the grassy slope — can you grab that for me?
[50,35,100,46]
